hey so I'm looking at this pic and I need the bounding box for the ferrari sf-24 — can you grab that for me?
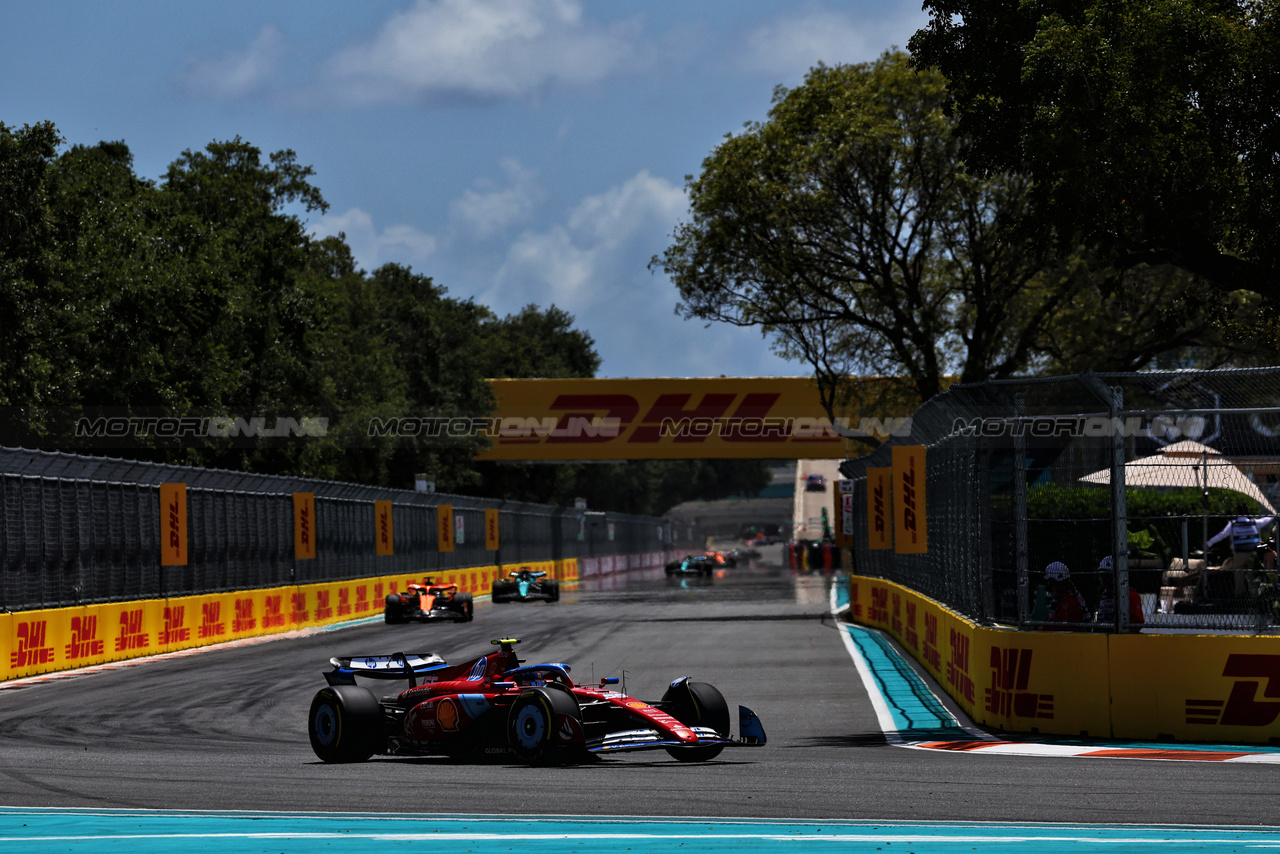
[307,638,766,764]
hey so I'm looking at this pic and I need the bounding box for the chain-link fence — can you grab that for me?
[0,447,672,611]
[842,368,1280,633]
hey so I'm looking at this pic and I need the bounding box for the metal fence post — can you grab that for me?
[1013,393,1030,629]
[1110,385,1129,633]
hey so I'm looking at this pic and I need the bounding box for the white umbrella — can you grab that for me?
[1079,439,1275,513]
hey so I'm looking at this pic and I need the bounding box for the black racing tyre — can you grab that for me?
[384,593,404,624]
[454,592,474,621]
[492,582,512,603]
[545,580,560,603]
[507,687,585,764]
[661,680,730,762]
[308,686,383,763]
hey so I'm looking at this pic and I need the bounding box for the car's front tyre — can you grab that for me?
[661,680,730,762]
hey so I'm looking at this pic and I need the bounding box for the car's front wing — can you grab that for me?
[587,706,766,754]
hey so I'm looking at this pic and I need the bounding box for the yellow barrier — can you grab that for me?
[1,559,587,683]
[849,575,1280,744]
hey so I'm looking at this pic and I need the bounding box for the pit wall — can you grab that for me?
[2,558,577,683]
[848,575,1280,746]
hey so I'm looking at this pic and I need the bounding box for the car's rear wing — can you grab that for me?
[324,652,447,686]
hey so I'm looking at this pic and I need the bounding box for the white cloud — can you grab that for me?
[449,159,538,239]
[310,207,438,271]
[499,170,685,307]
[490,171,801,377]
[327,0,640,102]
[180,25,286,100]
[743,5,928,78]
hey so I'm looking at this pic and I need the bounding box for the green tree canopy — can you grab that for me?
[1,121,768,512]
[908,0,1280,304]
[656,53,1077,406]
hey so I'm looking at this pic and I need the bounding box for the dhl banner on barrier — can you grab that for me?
[437,505,454,552]
[865,467,892,550]
[159,483,187,566]
[485,508,500,551]
[477,377,914,461]
[375,500,394,556]
[891,446,927,554]
[293,492,316,560]
[848,575,1280,745]
[2,557,580,682]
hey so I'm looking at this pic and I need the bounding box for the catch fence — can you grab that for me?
[0,447,670,611]
[841,368,1280,633]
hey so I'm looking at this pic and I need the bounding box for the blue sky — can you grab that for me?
[2,1,928,379]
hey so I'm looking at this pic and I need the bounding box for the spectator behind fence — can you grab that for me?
[1040,561,1088,630]
[1094,555,1144,633]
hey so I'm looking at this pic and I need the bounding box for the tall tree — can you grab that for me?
[908,0,1280,304]
[655,53,1072,406]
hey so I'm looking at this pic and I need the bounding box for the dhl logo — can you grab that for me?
[494,392,849,446]
[477,378,918,461]
[315,590,333,621]
[872,481,887,534]
[868,586,890,624]
[923,613,941,669]
[232,598,257,633]
[115,609,150,652]
[985,646,1054,720]
[946,628,975,704]
[337,588,352,617]
[354,585,370,613]
[65,615,105,661]
[298,504,311,546]
[379,510,390,547]
[1186,654,1280,727]
[11,620,55,669]
[900,464,919,536]
[199,601,226,639]
[904,601,919,651]
[167,496,182,550]
[263,594,286,629]
[289,591,310,624]
[161,605,190,644]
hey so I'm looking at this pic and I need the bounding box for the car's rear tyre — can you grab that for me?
[545,580,560,603]
[507,687,585,764]
[308,686,383,763]
[384,593,404,624]
[661,680,730,762]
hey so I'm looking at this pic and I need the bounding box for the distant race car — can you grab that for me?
[665,555,716,576]
[384,580,474,624]
[492,568,560,604]
[805,473,827,492]
[706,550,738,568]
[307,638,766,765]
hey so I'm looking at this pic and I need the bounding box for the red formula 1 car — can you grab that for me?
[384,580,474,624]
[307,638,766,764]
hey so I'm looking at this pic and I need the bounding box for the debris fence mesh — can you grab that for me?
[841,368,1280,634]
[0,447,670,611]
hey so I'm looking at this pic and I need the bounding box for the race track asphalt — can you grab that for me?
[1,556,1278,826]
